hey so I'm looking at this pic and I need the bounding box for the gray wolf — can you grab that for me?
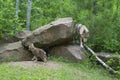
[75,24,89,48]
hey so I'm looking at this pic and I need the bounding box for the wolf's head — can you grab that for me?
[81,25,89,43]
[82,32,89,42]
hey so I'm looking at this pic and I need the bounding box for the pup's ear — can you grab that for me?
[31,43,34,47]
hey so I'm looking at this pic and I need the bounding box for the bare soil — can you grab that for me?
[7,61,61,69]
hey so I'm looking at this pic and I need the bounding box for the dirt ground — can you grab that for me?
[7,61,61,69]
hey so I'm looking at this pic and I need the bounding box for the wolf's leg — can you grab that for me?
[34,56,38,62]
[34,56,38,63]
[32,56,38,62]
[32,56,36,61]
[80,37,83,48]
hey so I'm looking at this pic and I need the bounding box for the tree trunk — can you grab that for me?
[26,0,32,30]
[14,0,20,32]
[15,0,19,18]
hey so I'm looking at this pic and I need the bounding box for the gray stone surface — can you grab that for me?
[97,52,120,69]
[97,52,120,62]
[49,44,86,62]
[0,35,19,43]
[22,17,73,48]
[0,41,33,62]
[15,30,32,40]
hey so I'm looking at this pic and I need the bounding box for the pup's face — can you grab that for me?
[43,57,47,62]
[28,43,34,50]
[42,53,47,62]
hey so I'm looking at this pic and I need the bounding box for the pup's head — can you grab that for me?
[41,51,47,62]
[28,43,34,50]
[43,57,47,62]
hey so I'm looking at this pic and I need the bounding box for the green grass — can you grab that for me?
[0,56,119,80]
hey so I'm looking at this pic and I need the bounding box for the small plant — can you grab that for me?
[107,58,120,71]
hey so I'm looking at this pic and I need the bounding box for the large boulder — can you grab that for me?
[15,30,32,40]
[22,17,73,48]
[0,30,32,44]
[0,35,19,43]
[0,41,33,62]
[48,44,86,62]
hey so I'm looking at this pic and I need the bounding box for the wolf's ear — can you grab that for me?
[75,24,82,28]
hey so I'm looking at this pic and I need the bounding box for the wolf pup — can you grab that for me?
[29,43,47,62]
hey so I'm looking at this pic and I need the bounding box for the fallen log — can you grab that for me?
[84,44,116,74]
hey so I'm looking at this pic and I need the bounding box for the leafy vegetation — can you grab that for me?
[0,56,119,80]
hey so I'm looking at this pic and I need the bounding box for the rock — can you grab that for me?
[97,52,120,70]
[0,39,8,45]
[0,41,33,62]
[15,30,32,40]
[0,35,19,43]
[97,52,120,62]
[22,17,73,48]
[0,30,32,44]
[48,44,86,62]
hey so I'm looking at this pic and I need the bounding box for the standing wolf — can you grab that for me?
[28,43,47,62]
[75,24,89,48]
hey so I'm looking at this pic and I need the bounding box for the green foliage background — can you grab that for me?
[0,0,120,53]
